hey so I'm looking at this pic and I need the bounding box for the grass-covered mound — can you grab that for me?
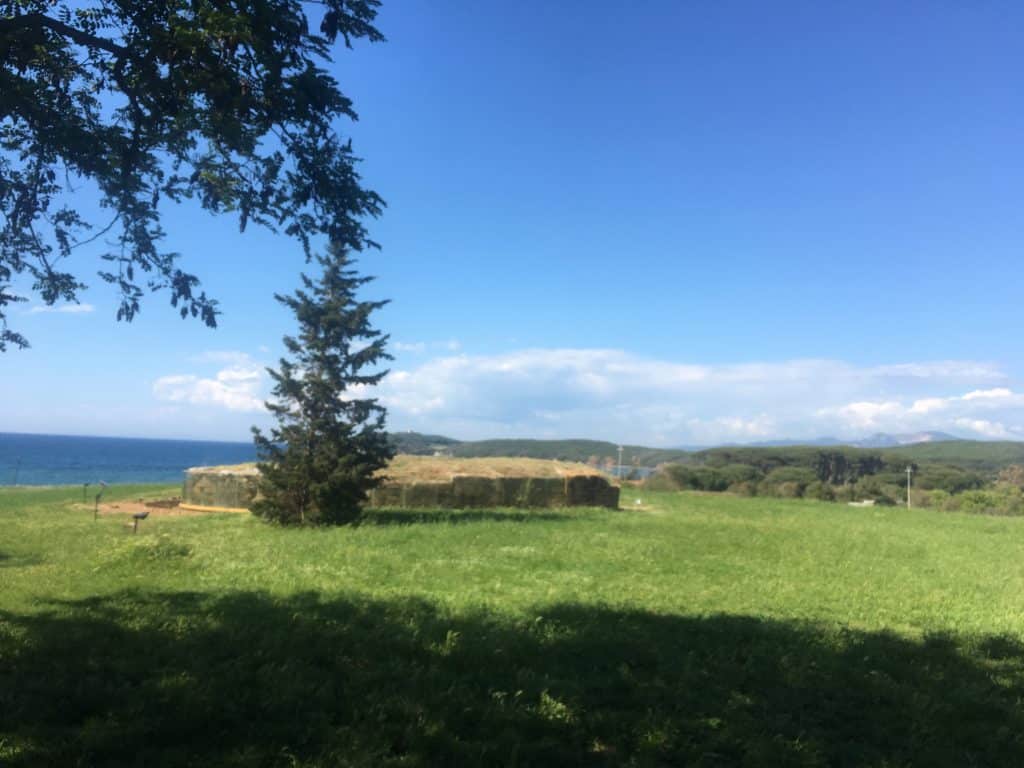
[3,485,1024,765]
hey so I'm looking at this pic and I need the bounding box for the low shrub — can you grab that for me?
[763,467,817,487]
[643,471,681,492]
[908,488,935,508]
[662,465,732,492]
[916,466,985,494]
[727,481,758,497]
[717,464,764,486]
[997,465,1024,487]
[832,485,857,503]
[804,481,835,501]
[775,481,804,498]
[955,487,1024,516]
[851,478,901,505]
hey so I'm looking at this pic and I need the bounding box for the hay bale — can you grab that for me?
[452,476,503,507]
[368,484,404,508]
[401,482,452,509]
[497,477,531,506]
[524,477,568,507]
[566,475,620,509]
[182,457,619,512]
[598,483,620,509]
[183,467,260,510]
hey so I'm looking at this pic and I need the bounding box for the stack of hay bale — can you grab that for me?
[368,456,619,510]
[181,464,260,512]
[181,456,620,512]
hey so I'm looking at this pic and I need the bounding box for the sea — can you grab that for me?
[0,433,258,486]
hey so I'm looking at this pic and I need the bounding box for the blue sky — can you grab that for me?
[4,1,1024,445]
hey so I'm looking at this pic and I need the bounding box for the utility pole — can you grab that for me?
[906,466,913,509]
[617,446,624,480]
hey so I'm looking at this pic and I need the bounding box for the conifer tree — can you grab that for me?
[251,245,393,525]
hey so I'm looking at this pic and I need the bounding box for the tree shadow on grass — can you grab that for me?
[358,508,579,526]
[2,591,1024,767]
[0,551,42,568]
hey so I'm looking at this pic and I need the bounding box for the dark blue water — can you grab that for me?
[0,433,257,486]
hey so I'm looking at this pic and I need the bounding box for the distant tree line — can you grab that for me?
[645,448,1024,515]
[388,432,460,456]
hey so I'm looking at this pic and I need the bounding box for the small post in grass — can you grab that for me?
[905,466,913,509]
[132,510,149,534]
[93,481,107,521]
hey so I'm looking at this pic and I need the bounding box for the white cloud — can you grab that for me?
[822,401,905,430]
[821,387,1024,440]
[366,348,1019,445]
[866,362,1004,380]
[906,388,1020,417]
[392,339,462,354]
[29,303,95,314]
[685,415,777,443]
[146,346,1022,444]
[153,364,264,412]
[953,418,1018,439]
[909,397,949,415]
[393,341,427,353]
[962,388,1013,401]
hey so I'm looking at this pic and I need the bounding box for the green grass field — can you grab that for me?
[2,485,1024,766]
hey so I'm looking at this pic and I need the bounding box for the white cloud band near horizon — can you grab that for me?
[151,348,1024,444]
[153,364,264,412]
[28,303,95,314]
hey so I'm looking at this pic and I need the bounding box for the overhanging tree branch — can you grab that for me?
[0,0,383,352]
[0,12,127,57]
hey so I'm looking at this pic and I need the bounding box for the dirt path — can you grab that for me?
[72,498,215,517]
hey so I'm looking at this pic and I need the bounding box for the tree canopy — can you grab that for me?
[0,0,384,351]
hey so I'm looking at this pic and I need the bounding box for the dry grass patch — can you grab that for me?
[187,457,605,483]
[380,455,605,482]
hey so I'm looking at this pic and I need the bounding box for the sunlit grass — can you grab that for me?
[2,485,1024,765]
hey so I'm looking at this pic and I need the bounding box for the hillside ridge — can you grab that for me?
[389,432,1024,475]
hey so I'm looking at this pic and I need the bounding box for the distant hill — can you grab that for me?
[851,431,962,448]
[745,431,962,449]
[884,440,1024,472]
[387,434,690,466]
[449,438,691,467]
[388,432,460,456]
[388,432,1023,476]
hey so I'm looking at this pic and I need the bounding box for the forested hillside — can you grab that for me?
[388,434,689,466]
[884,441,1024,472]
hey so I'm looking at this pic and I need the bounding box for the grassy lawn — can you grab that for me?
[2,485,1024,766]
